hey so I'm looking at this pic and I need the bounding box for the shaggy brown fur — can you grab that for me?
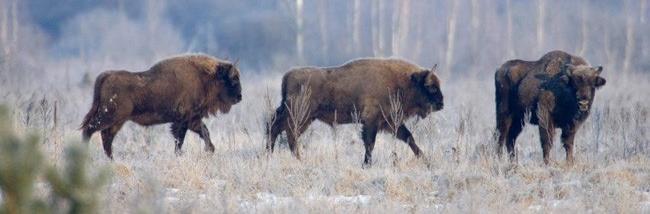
[267,58,444,167]
[494,50,605,164]
[80,54,242,159]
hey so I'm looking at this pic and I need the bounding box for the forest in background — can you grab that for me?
[1,0,649,89]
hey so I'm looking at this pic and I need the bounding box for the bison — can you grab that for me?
[267,58,444,167]
[495,50,606,164]
[80,54,242,159]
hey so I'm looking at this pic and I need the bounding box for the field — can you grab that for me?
[1,0,650,213]
[2,69,648,213]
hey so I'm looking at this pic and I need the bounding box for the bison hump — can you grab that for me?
[151,54,228,76]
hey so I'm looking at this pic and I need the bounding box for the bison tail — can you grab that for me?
[280,73,289,103]
[80,72,110,130]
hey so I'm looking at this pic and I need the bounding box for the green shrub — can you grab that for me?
[0,106,109,214]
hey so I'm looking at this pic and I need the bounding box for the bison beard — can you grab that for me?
[494,50,605,165]
[80,54,242,159]
[267,58,444,167]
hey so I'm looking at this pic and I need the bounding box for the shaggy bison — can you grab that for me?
[81,54,242,158]
[495,50,605,164]
[267,58,444,167]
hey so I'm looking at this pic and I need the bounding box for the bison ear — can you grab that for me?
[595,76,606,88]
[411,71,429,84]
[216,63,234,79]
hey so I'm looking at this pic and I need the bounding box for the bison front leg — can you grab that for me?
[537,93,556,165]
[189,120,215,153]
[100,122,125,160]
[361,124,378,168]
[171,122,188,155]
[396,124,422,157]
[561,125,579,165]
[538,122,556,165]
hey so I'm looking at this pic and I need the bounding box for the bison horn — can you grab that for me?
[595,66,603,75]
[431,64,438,71]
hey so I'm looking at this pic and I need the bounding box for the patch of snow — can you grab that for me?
[331,195,371,205]
[432,203,445,210]
[165,197,179,203]
[642,202,650,213]
[528,204,543,211]
[256,192,293,206]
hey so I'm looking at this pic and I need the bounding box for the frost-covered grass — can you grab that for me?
[3,70,650,213]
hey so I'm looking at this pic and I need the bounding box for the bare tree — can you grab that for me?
[0,0,17,58]
[444,0,459,75]
[623,0,636,73]
[412,1,425,62]
[295,0,305,63]
[371,0,388,57]
[470,0,481,60]
[506,0,515,58]
[536,0,546,53]
[352,0,361,55]
[371,0,379,56]
[578,0,589,56]
[0,0,7,56]
[392,0,410,58]
[642,0,648,60]
[318,0,329,62]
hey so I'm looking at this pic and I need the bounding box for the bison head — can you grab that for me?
[216,62,243,105]
[411,64,444,116]
[562,64,606,112]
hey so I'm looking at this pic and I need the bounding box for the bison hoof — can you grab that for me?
[175,149,184,156]
[361,162,372,169]
[205,144,215,153]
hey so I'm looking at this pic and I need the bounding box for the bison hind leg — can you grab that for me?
[171,122,189,155]
[495,112,513,158]
[286,119,313,160]
[82,127,97,143]
[506,114,524,162]
[267,105,288,153]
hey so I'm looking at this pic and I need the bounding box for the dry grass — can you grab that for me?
[2,71,649,213]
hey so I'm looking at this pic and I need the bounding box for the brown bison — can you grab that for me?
[495,50,605,164]
[80,54,242,159]
[267,58,444,167]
